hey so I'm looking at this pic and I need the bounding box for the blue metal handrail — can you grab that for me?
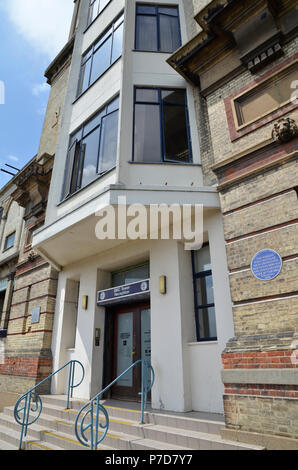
[75,359,154,450]
[14,360,85,450]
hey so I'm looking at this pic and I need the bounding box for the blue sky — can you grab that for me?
[0,0,74,189]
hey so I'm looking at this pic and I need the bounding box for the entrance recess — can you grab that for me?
[110,303,151,400]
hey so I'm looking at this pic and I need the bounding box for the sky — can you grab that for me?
[0,0,74,190]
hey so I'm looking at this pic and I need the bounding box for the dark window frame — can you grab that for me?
[135,3,182,53]
[77,12,124,98]
[133,87,192,164]
[3,232,16,252]
[86,0,113,29]
[191,244,217,342]
[61,96,120,201]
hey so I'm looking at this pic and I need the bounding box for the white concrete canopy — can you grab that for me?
[32,184,220,269]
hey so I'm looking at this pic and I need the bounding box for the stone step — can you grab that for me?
[147,412,224,435]
[0,438,18,451]
[142,424,264,450]
[131,438,189,451]
[38,395,225,434]
[1,395,264,451]
[4,404,145,438]
[39,429,117,451]
[0,424,38,450]
[25,440,65,451]
[41,395,145,422]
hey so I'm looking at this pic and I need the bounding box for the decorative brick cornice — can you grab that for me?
[212,140,298,189]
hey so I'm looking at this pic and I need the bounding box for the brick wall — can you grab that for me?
[207,35,298,442]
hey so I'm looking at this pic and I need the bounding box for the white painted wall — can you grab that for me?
[187,212,234,414]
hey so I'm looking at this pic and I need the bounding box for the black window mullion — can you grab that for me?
[159,89,166,162]
[96,110,107,174]
[110,23,115,65]
[184,95,193,163]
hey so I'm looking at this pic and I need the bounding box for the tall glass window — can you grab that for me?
[87,0,112,27]
[112,263,150,287]
[134,88,192,163]
[135,4,181,52]
[77,13,124,96]
[62,96,119,200]
[192,245,217,341]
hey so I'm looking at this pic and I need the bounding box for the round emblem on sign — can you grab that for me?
[140,281,148,292]
[99,292,106,301]
[251,249,282,281]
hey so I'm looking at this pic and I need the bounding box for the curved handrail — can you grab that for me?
[14,360,85,450]
[75,359,154,450]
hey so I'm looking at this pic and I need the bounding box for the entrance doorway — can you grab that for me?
[104,303,151,401]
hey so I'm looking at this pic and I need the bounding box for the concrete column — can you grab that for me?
[150,240,193,412]
[90,269,110,397]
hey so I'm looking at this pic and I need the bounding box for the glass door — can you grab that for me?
[111,303,151,400]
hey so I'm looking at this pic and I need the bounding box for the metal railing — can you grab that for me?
[14,360,85,450]
[75,359,154,451]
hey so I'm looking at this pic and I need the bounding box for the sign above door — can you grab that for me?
[97,279,150,306]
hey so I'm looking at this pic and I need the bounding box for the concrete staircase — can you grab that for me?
[0,396,264,451]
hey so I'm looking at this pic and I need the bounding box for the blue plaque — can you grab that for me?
[97,279,150,305]
[251,249,282,281]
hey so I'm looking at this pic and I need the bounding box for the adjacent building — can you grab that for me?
[169,0,298,448]
[0,27,74,398]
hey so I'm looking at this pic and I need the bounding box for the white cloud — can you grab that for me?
[0,0,74,59]
[32,82,49,96]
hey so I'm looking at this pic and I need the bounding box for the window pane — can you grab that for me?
[111,23,123,63]
[99,0,110,13]
[196,275,214,306]
[134,104,161,162]
[197,307,217,339]
[163,104,189,162]
[88,0,99,25]
[137,5,156,14]
[136,16,158,51]
[4,232,15,250]
[194,245,212,272]
[77,58,92,95]
[83,111,104,138]
[63,141,77,198]
[162,89,185,104]
[114,14,124,29]
[159,7,178,16]
[159,14,181,52]
[80,127,101,188]
[136,88,159,103]
[107,96,120,113]
[90,36,112,85]
[94,27,112,50]
[70,144,82,194]
[98,111,119,174]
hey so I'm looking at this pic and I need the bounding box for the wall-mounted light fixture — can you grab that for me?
[82,295,88,310]
[159,276,167,295]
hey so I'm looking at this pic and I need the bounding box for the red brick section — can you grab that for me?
[222,350,298,369]
[0,357,52,380]
[217,138,298,187]
[224,53,298,142]
[224,384,298,398]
